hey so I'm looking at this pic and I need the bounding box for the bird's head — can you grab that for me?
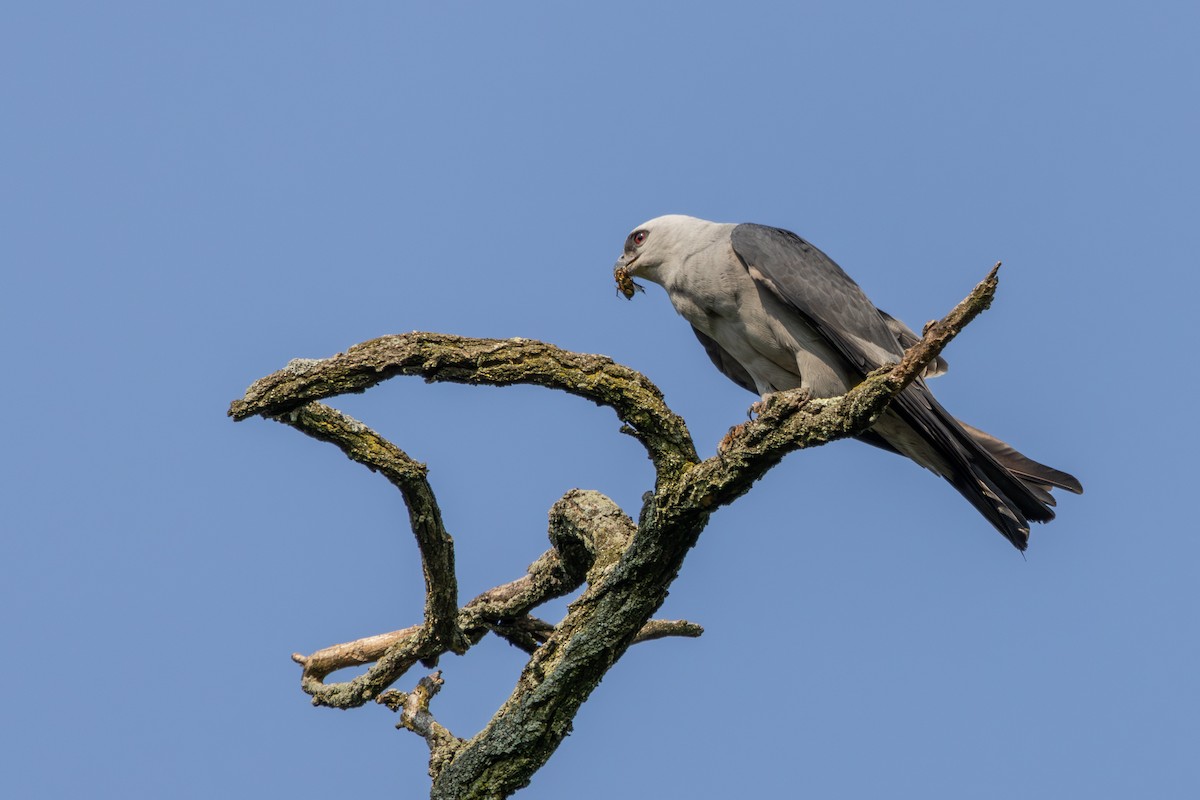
[613,214,715,299]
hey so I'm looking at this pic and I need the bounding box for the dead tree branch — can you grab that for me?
[283,401,467,655]
[229,335,698,483]
[378,672,463,778]
[229,266,998,798]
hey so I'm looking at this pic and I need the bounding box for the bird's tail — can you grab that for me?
[887,386,1083,550]
[957,420,1083,507]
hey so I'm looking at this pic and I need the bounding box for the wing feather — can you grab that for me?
[729,223,1066,549]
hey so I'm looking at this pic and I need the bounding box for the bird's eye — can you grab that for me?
[633,230,648,246]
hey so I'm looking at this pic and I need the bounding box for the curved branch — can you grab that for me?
[228,334,698,480]
[281,401,467,654]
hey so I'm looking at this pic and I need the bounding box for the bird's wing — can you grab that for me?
[730,223,1056,549]
[730,224,906,375]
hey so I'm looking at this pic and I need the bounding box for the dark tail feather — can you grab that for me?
[957,421,1084,496]
[954,457,1037,550]
[890,385,1082,551]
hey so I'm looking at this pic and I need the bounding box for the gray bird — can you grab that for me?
[613,214,1081,550]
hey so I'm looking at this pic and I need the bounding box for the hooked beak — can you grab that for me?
[613,253,644,300]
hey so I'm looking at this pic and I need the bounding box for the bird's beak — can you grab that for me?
[613,253,644,300]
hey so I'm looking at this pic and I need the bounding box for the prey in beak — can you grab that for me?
[613,252,645,300]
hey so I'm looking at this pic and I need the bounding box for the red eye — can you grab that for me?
[633,231,647,246]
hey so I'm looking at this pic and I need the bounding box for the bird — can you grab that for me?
[612,214,1081,550]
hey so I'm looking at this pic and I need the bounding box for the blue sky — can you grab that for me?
[3,2,1197,797]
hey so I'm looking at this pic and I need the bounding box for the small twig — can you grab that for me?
[301,625,440,708]
[631,619,704,644]
[886,262,1000,392]
[299,613,700,668]
[291,624,422,676]
[378,672,463,779]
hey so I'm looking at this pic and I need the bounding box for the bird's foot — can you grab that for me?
[748,391,782,418]
[718,421,752,454]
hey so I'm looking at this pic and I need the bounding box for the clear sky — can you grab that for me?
[3,2,1197,797]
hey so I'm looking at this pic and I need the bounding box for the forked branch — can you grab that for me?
[229,265,999,798]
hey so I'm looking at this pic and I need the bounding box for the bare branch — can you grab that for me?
[291,625,422,678]
[631,619,705,644]
[378,672,463,779]
[301,625,440,709]
[897,262,999,385]
[281,401,467,654]
[228,334,698,480]
[296,612,699,673]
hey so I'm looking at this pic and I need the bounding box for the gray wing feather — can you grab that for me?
[729,223,1071,549]
[730,224,903,372]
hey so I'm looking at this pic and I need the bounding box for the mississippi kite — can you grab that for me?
[613,214,1081,550]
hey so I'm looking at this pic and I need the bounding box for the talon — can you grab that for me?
[719,421,751,453]
[748,392,776,417]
